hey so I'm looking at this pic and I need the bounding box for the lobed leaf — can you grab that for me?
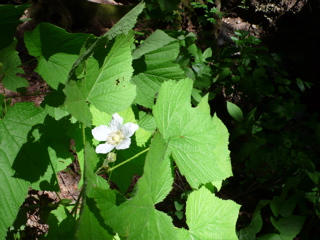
[0,40,28,91]
[181,187,240,240]
[0,103,46,239]
[153,78,232,189]
[75,142,113,239]
[132,33,185,108]
[64,33,136,127]
[24,23,90,89]
[68,2,145,79]
[95,132,177,239]
[0,4,28,49]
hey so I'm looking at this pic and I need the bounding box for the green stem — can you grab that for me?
[107,147,150,173]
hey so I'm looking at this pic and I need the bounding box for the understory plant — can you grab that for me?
[210,30,320,239]
[0,3,240,239]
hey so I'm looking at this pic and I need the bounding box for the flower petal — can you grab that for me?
[109,113,123,132]
[92,125,112,141]
[121,123,139,138]
[96,143,115,154]
[116,137,131,150]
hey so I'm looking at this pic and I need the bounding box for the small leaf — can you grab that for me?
[0,40,28,91]
[227,101,244,122]
[296,78,305,92]
[174,201,184,211]
[202,48,212,61]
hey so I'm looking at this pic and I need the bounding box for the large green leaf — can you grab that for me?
[0,103,46,239]
[179,187,240,240]
[0,4,28,49]
[95,132,177,239]
[132,33,185,108]
[75,142,113,239]
[68,2,145,79]
[24,23,90,89]
[153,78,232,189]
[0,40,28,91]
[64,33,136,127]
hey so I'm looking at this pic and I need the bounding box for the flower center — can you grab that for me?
[107,130,124,145]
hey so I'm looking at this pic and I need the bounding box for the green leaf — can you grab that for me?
[95,132,177,239]
[132,39,185,108]
[24,23,90,89]
[181,187,240,239]
[174,201,184,211]
[90,105,147,194]
[196,94,210,115]
[76,143,113,239]
[202,48,212,61]
[238,211,263,240]
[296,78,305,92]
[11,115,72,191]
[111,140,147,194]
[136,112,156,146]
[0,102,46,239]
[65,33,136,127]
[132,29,176,60]
[68,2,145,79]
[46,205,76,239]
[227,101,244,122]
[158,0,180,12]
[0,4,28,49]
[0,40,28,91]
[270,215,306,240]
[257,233,282,240]
[90,105,112,127]
[278,193,302,217]
[153,78,232,189]
[64,81,92,127]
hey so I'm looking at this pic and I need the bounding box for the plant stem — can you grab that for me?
[107,147,150,173]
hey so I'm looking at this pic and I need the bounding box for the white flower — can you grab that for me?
[92,113,139,154]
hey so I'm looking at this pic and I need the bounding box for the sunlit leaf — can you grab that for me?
[95,132,177,239]
[181,187,240,239]
[153,78,232,189]
[65,33,136,127]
